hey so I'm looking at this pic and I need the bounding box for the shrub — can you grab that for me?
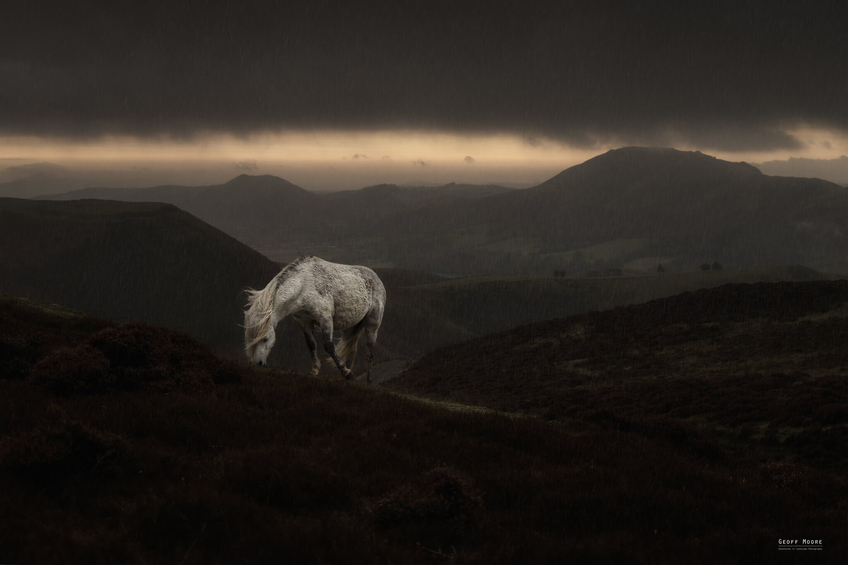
[0,405,124,484]
[27,323,240,395]
[370,467,483,544]
[27,344,114,395]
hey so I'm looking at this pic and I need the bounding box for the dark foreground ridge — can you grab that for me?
[1,293,846,563]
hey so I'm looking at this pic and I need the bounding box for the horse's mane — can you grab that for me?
[244,257,310,353]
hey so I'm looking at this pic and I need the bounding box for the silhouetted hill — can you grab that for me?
[372,147,848,275]
[185,174,326,241]
[1,294,844,563]
[37,183,204,205]
[521,147,845,262]
[0,198,280,358]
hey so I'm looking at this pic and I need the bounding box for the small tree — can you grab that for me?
[712,261,723,270]
[701,263,711,271]
[657,264,665,273]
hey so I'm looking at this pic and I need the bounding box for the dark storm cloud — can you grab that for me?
[755,155,848,184]
[1,0,847,151]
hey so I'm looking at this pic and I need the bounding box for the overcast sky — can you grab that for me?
[2,0,847,189]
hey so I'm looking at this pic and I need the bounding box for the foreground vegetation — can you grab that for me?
[1,293,845,563]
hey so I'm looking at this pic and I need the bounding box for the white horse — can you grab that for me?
[243,256,386,384]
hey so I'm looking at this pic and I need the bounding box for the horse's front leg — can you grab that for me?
[319,318,353,379]
[302,328,321,376]
[296,319,321,376]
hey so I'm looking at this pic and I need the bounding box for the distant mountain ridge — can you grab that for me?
[39,175,517,255]
[33,147,848,276]
[367,147,848,274]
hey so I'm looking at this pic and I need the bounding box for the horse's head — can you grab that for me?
[244,299,276,366]
[246,325,275,366]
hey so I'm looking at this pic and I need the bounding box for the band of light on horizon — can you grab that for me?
[1,127,846,169]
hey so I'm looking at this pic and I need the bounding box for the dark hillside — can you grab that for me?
[388,280,848,477]
[1,296,844,563]
[379,265,826,356]
[0,198,281,358]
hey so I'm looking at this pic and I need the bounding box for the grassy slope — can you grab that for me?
[388,281,848,479]
[1,294,846,564]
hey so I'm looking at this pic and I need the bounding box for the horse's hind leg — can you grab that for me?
[339,324,361,370]
[318,317,353,379]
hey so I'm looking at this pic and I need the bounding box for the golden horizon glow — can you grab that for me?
[0,126,846,175]
[0,131,607,166]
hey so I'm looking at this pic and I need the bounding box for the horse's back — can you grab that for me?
[307,258,385,329]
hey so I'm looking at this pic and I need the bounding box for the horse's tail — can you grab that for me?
[337,321,364,369]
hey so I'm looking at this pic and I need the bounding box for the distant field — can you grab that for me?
[541,237,648,263]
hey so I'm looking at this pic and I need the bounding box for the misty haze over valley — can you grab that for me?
[2,1,847,563]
